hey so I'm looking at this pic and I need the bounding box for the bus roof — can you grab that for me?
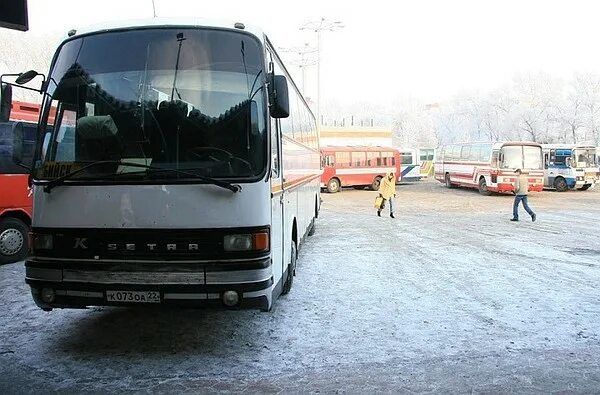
[62,17,265,43]
[542,143,596,150]
[320,146,399,152]
[440,141,542,149]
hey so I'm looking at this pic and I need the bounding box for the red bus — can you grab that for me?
[0,101,41,264]
[320,146,401,193]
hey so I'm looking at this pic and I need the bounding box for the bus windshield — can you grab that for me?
[572,148,597,167]
[0,122,36,174]
[36,28,267,181]
[501,145,542,169]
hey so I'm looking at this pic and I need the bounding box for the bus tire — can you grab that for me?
[371,176,382,191]
[281,241,297,295]
[0,217,29,265]
[554,177,568,192]
[478,177,491,196]
[445,174,454,189]
[327,178,340,193]
[578,184,590,191]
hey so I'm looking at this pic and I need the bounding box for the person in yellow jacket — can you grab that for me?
[377,172,396,218]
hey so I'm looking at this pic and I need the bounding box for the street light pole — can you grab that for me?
[278,43,317,96]
[316,28,321,128]
[300,18,344,131]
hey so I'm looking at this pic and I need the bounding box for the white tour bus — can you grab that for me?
[12,19,321,312]
[542,144,599,191]
[435,142,544,195]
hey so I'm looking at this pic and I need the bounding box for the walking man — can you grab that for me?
[377,172,396,218]
[511,169,536,222]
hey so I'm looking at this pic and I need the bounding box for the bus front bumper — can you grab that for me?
[25,258,273,311]
[496,183,543,193]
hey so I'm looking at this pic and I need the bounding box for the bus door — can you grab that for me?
[491,150,500,184]
[270,118,284,290]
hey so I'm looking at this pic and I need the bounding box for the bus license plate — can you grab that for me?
[106,290,160,303]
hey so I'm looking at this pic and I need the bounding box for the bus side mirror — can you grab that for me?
[269,75,289,119]
[0,83,12,122]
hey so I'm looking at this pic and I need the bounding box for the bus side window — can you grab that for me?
[325,155,334,167]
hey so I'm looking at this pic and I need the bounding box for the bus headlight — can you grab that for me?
[223,232,269,252]
[33,234,53,250]
[224,235,252,251]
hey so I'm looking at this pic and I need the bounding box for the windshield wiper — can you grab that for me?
[42,161,241,193]
[112,165,243,193]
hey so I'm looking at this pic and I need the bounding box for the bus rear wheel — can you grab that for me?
[371,176,382,191]
[0,217,29,265]
[478,177,491,196]
[554,177,568,192]
[327,178,340,193]
[281,241,297,295]
[578,184,591,191]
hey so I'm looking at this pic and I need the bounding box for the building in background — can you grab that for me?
[319,126,393,147]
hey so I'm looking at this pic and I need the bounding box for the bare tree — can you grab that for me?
[512,72,562,143]
[556,96,584,143]
[572,72,600,145]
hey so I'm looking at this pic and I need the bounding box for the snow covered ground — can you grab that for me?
[0,180,599,393]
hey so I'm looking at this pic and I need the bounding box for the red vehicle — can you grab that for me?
[320,146,402,193]
[0,101,40,264]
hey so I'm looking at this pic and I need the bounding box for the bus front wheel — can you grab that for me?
[554,177,568,192]
[578,184,591,191]
[281,241,297,295]
[327,178,340,193]
[0,217,29,265]
[371,176,382,191]
[478,177,491,196]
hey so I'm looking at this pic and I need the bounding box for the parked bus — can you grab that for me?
[435,142,544,195]
[0,101,42,264]
[418,147,436,177]
[9,19,320,311]
[542,144,599,191]
[396,148,422,182]
[320,146,401,192]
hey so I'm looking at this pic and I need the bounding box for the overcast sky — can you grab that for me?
[16,0,600,106]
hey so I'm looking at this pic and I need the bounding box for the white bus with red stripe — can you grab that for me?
[320,146,401,192]
[435,142,544,195]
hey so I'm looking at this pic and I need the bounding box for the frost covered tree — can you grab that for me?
[572,72,600,145]
[556,95,584,143]
[512,72,562,143]
[390,98,437,147]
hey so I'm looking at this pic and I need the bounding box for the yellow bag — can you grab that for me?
[374,196,384,209]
